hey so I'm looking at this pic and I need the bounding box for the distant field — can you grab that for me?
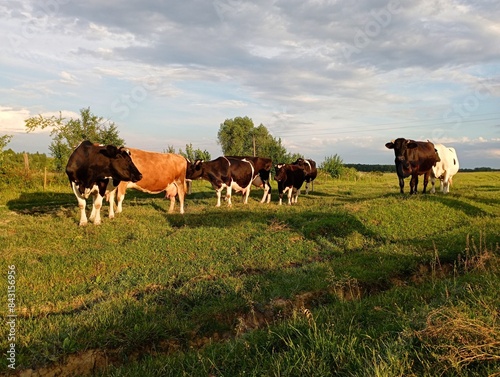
[1,171,499,376]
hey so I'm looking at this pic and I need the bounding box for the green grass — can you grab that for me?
[0,171,499,376]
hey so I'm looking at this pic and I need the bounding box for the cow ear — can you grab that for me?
[385,142,395,149]
[100,145,118,157]
[407,142,418,149]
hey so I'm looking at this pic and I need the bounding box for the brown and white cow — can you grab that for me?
[110,148,188,214]
[226,156,273,203]
[274,163,306,205]
[186,156,254,207]
[293,158,317,194]
[65,140,142,226]
[431,144,459,194]
[385,138,440,194]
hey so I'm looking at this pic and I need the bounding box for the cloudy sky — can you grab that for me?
[1,0,499,168]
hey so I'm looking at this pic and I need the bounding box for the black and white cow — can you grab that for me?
[226,156,273,203]
[293,158,317,194]
[186,156,254,206]
[274,163,306,205]
[65,140,142,225]
[385,138,440,194]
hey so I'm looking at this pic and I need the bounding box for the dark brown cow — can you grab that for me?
[274,163,306,205]
[385,138,440,194]
[65,140,142,225]
[293,158,317,194]
[186,156,254,206]
[110,148,188,214]
[226,156,272,203]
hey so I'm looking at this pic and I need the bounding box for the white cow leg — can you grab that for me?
[177,183,185,214]
[116,191,125,213]
[242,188,251,204]
[430,177,436,194]
[215,188,223,207]
[285,187,292,205]
[443,179,450,194]
[261,184,270,203]
[226,186,233,206]
[91,193,104,225]
[71,182,88,226]
[108,188,116,219]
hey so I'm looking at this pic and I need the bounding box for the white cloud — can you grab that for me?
[0,107,80,134]
[0,107,33,133]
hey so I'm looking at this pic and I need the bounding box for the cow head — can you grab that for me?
[274,164,287,182]
[186,159,204,180]
[385,138,418,169]
[103,146,142,182]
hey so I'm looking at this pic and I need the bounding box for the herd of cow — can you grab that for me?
[65,138,459,226]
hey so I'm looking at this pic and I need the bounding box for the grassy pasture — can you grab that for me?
[0,171,499,376]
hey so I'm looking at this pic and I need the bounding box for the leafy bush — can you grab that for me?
[321,154,354,178]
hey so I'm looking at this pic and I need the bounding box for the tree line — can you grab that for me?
[2,108,498,177]
[8,108,304,172]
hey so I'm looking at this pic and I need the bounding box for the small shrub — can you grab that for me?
[320,154,345,178]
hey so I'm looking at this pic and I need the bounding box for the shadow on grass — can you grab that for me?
[6,191,75,213]
[427,195,491,217]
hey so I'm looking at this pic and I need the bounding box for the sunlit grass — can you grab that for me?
[0,171,498,375]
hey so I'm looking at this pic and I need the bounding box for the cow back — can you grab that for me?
[124,148,187,193]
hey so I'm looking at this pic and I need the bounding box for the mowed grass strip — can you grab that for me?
[0,172,499,376]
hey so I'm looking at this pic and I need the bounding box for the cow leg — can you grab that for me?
[261,181,271,203]
[177,180,185,214]
[108,188,117,219]
[422,172,430,194]
[430,175,436,194]
[225,185,233,206]
[71,182,88,226]
[398,177,405,194]
[293,187,299,203]
[305,181,310,195]
[89,192,105,225]
[215,186,223,207]
[409,175,418,194]
[283,187,292,205]
[438,172,449,194]
[167,195,176,213]
[115,186,126,214]
[165,183,177,213]
[242,186,251,204]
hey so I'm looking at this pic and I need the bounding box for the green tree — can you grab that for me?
[0,135,13,171]
[217,116,297,163]
[0,135,12,153]
[217,116,255,156]
[25,108,124,171]
[178,143,211,161]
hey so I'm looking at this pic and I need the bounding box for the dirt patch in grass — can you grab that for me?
[12,350,110,377]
